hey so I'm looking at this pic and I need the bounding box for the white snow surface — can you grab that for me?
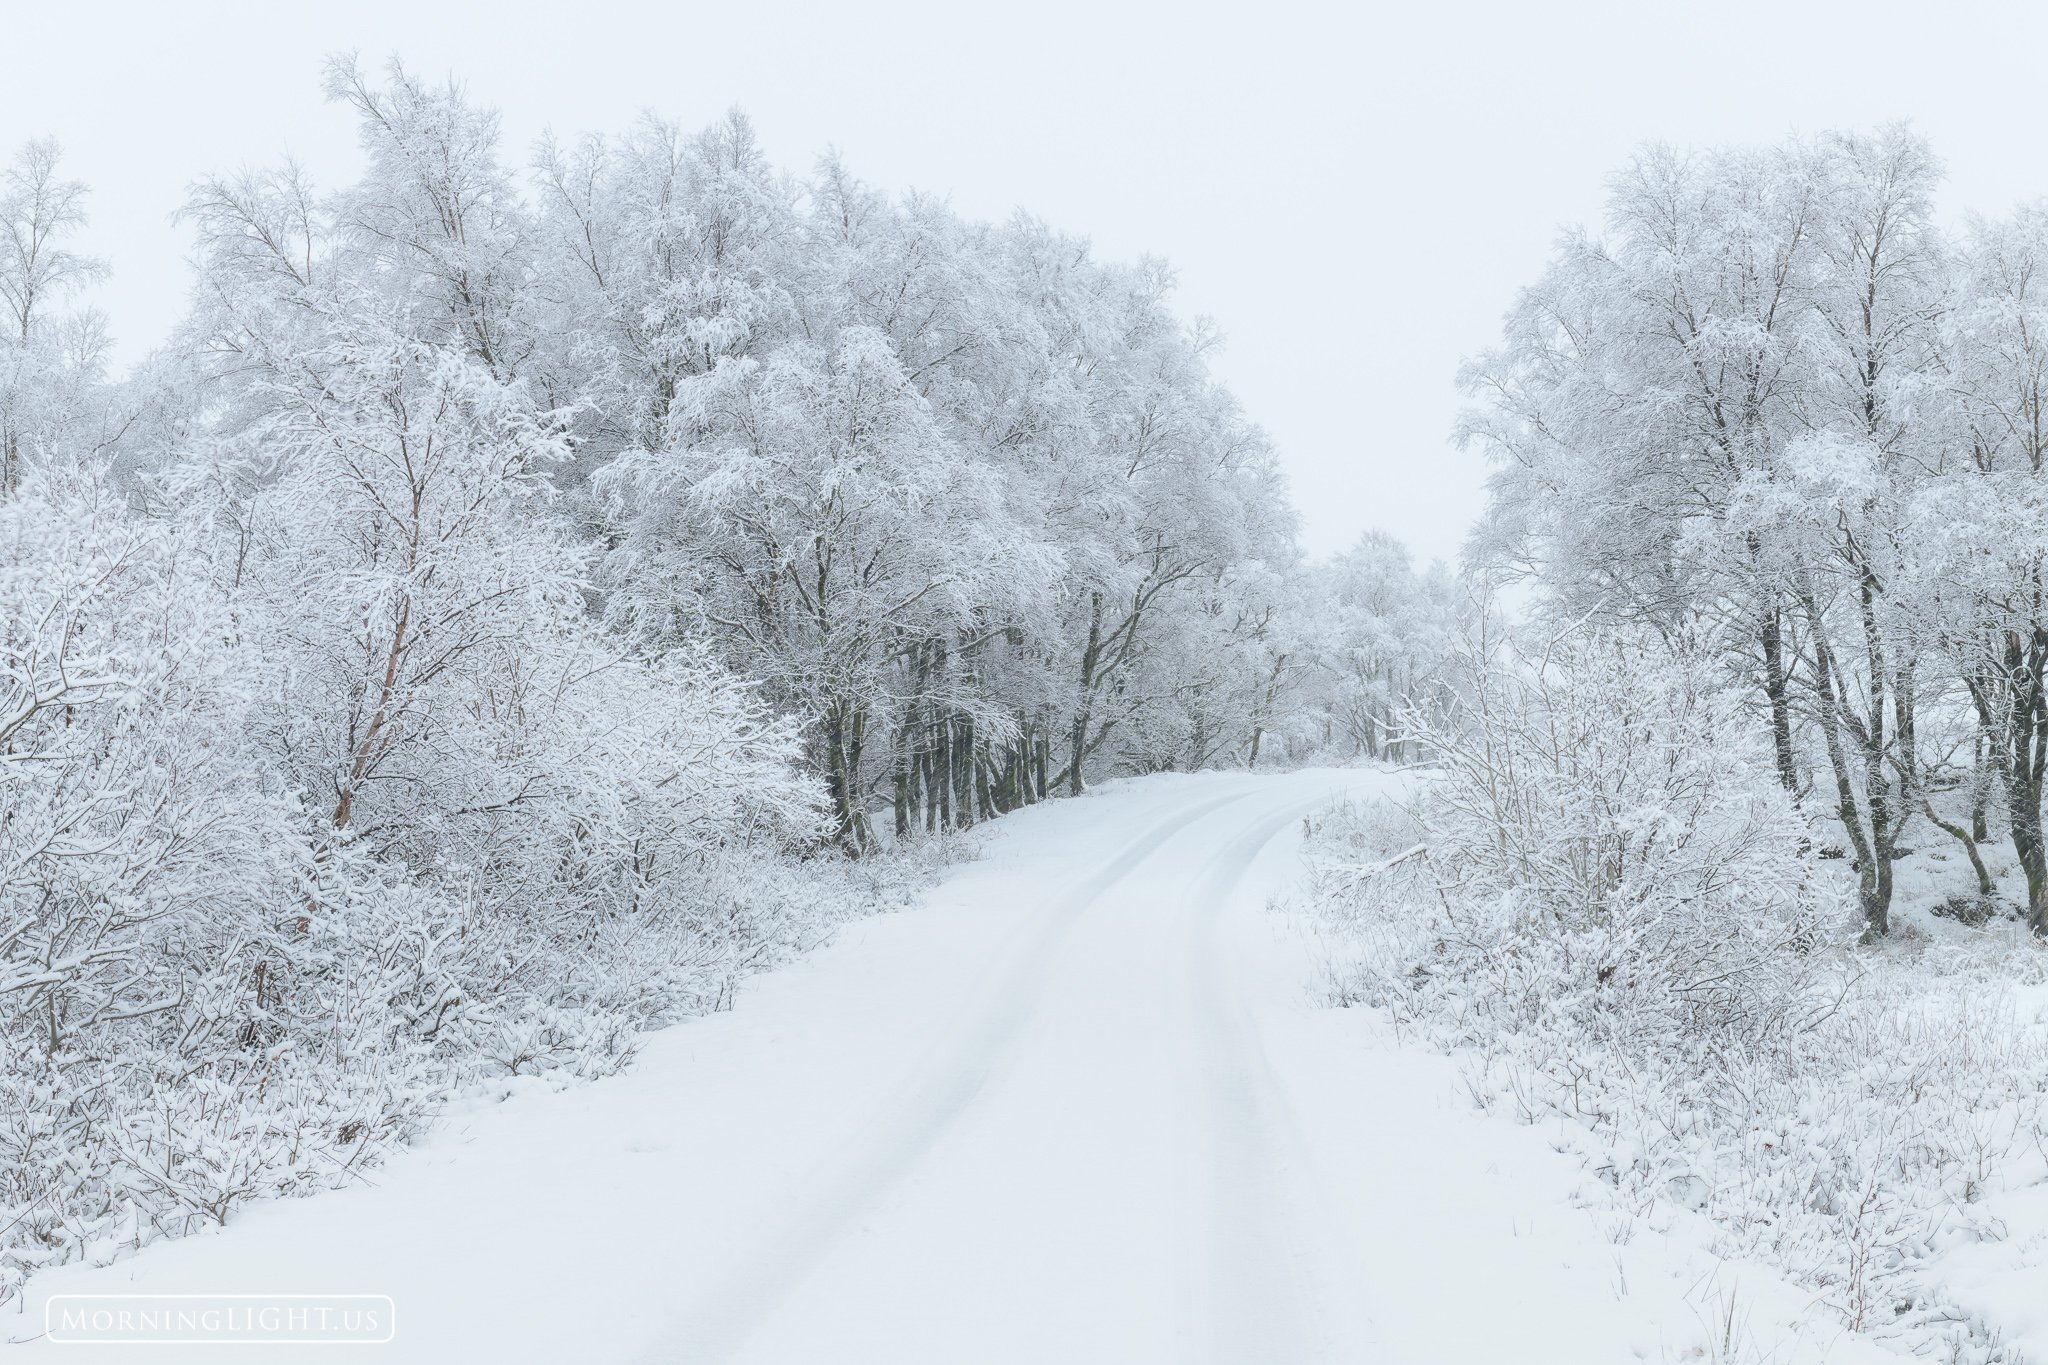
[8,771,1900,1362]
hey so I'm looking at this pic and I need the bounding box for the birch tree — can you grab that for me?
[0,139,113,494]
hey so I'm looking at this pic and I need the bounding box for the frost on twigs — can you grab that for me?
[1315,627,1846,1042]
[1300,626,2048,1362]
[0,452,939,1300]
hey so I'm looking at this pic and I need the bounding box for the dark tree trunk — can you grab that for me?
[1068,714,1087,797]
[1799,592,1884,936]
[1973,627,2048,934]
[1761,604,1798,795]
[1922,798,1995,897]
[936,715,953,829]
[894,759,911,839]
[952,714,975,828]
[823,702,872,852]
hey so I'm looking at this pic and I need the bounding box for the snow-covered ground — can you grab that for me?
[6,772,1904,1362]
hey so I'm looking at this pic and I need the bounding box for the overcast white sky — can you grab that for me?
[7,0,2046,564]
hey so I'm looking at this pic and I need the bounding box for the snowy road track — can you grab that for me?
[680,774,1357,1365]
[654,785,1262,1363]
[12,771,1421,1364]
[1185,798,1340,1365]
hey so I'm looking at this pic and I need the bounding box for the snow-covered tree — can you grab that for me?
[1303,531,1460,761]
[0,139,116,493]
[1464,125,1953,936]
[602,325,1054,847]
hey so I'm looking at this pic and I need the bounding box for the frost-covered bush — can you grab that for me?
[178,305,840,1049]
[1301,625,2048,1358]
[0,461,294,1059]
[1317,627,1845,1046]
[1439,966,2048,1355]
[0,461,413,1284]
[0,458,910,1300]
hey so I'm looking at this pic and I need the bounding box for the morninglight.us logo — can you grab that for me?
[44,1295,395,1345]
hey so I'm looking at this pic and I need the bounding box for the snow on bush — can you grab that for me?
[1318,627,1843,1042]
[1301,626,2048,1362]
[0,460,933,1301]
[0,460,349,1286]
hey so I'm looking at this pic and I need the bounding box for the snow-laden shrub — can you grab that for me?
[0,460,297,1059]
[0,459,926,1300]
[1301,626,2048,1360]
[0,461,417,1281]
[177,310,842,1067]
[1316,628,1845,1046]
[1439,966,2048,1357]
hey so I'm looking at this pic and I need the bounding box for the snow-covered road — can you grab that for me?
[8,771,1888,1363]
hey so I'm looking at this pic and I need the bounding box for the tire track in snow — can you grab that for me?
[648,785,1260,1365]
[1184,795,1343,1365]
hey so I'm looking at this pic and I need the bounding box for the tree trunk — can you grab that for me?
[1967,630,2048,934]
[936,715,953,830]
[1761,604,1798,795]
[1972,725,1991,844]
[1999,629,2048,932]
[824,701,872,852]
[893,759,911,839]
[952,714,975,829]
[1854,573,1901,939]
[1922,798,1995,897]
[1799,591,1884,935]
[1068,713,1087,797]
